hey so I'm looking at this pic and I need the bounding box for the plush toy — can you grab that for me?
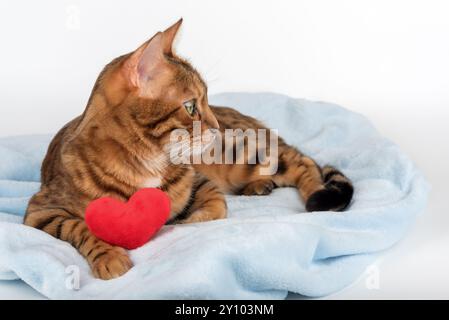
[85,188,170,250]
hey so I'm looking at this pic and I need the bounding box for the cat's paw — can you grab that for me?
[239,179,275,196]
[91,247,133,280]
[178,208,227,224]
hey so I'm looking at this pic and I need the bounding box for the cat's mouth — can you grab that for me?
[163,128,219,164]
[202,128,218,146]
[191,129,218,155]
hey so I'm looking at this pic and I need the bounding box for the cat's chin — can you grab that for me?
[164,134,217,165]
[199,131,218,153]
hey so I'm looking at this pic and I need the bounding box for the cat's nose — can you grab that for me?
[210,116,220,130]
[211,121,219,130]
[209,128,220,136]
[204,112,219,130]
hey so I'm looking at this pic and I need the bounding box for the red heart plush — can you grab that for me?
[85,188,170,250]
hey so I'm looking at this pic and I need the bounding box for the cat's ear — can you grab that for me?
[121,19,182,94]
[162,18,183,56]
[123,32,167,93]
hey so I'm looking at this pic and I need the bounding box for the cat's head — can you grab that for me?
[81,19,218,159]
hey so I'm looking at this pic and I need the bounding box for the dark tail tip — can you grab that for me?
[305,166,354,212]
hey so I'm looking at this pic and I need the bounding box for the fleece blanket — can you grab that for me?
[0,92,429,299]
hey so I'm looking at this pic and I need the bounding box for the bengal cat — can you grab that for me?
[24,19,353,280]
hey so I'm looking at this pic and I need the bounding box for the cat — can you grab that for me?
[24,19,353,280]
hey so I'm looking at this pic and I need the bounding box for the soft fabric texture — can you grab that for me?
[85,188,170,250]
[0,92,429,299]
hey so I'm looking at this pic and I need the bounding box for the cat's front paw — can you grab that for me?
[91,247,133,280]
[239,179,275,196]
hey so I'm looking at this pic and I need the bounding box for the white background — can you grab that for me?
[0,0,448,299]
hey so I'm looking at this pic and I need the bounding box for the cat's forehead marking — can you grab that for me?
[167,56,207,89]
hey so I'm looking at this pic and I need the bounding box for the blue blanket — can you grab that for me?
[0,92,429,299]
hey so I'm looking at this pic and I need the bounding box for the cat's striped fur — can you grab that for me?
[24,19,353,280]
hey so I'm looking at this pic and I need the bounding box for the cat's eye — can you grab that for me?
[183,99,196,116]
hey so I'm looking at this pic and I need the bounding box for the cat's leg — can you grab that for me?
[236,145,353,212]
[169,176,227,224]
[239,179,275,196]
[272,145,353,211]
[24,196,132,280]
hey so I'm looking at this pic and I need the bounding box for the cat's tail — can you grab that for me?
[305,165,354,212]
